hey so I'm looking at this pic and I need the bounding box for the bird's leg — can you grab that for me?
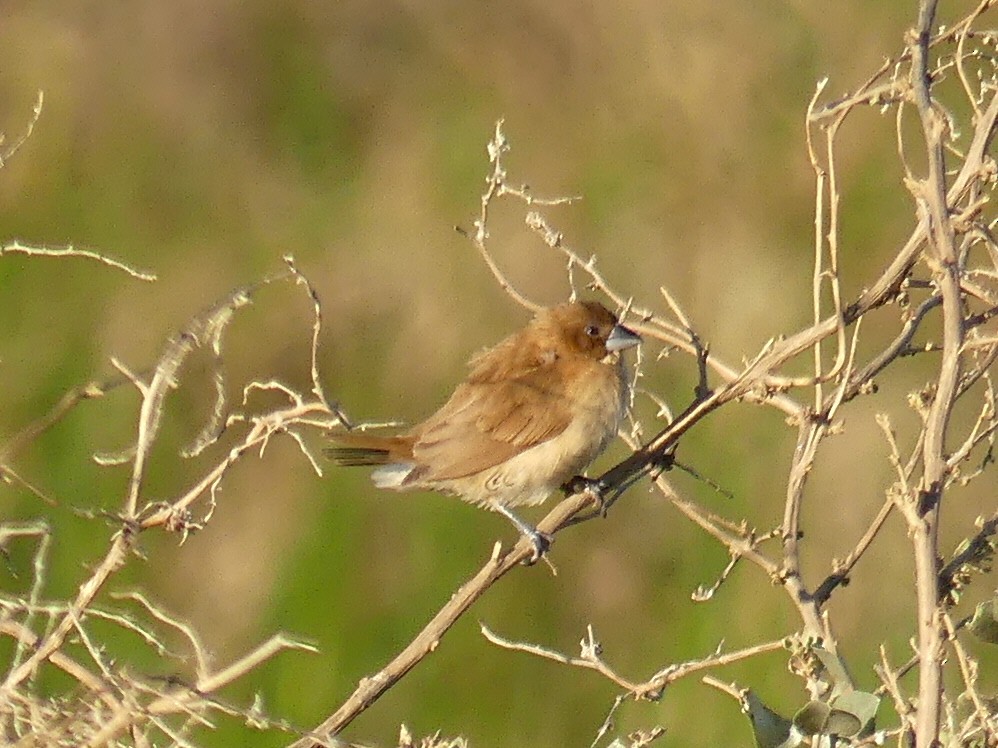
[562,475,611,516]
[491,504,550,563]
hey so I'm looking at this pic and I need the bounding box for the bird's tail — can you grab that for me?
[326,446,390,466]
[325,432,412,466]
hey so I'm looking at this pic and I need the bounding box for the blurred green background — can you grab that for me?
[1,2,996,746]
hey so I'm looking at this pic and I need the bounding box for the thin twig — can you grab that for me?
[1,240,156,281]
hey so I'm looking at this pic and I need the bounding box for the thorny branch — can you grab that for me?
[295,6,998,745]
[0,250,338,744]
[5,3,998,746]
[904,1,978,745]
[480,623,785,702]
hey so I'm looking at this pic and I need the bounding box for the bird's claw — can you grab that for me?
[491,503,552,564]
[521,528,552,565]
[563,475,610,516]
[651,447,676,474]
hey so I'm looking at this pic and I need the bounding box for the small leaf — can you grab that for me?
[824,710,861,737]
[829,690,879,736]
[793,700,830,735]
[969,598,998,644]
[811,646,854,696]
[746,691,800,748]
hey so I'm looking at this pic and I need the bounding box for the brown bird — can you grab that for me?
[327,300,641,558]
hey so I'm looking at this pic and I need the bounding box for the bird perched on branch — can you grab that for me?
[327,300,641,559]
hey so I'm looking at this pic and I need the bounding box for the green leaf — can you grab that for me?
[746,691,800,748]
[823,709,861,737]
[829,690,879,736]
[969,598,998,644]
[793,691,879,738]
[811,645,854,696]
[793,700,830,735]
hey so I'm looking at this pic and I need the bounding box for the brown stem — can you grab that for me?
[910,2,963,745]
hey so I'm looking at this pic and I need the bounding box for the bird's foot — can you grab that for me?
[493,504,551,564]
[563,475,610,516]
[522,527,552,565]
[650,447,676,474]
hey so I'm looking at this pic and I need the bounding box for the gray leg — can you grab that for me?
[492,503,550,562]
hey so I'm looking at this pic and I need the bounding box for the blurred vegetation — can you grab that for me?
[1,2,996,747]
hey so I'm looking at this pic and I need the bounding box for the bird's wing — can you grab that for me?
[410,367,574,482]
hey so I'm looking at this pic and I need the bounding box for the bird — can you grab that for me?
[327,300,641,559]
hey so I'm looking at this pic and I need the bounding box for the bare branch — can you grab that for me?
[1,240,156,281]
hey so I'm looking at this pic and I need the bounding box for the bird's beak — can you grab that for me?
[606,323,641,352]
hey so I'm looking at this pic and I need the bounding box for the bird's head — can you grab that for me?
[539,301,642,361]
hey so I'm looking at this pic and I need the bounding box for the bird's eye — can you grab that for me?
[584,324,600,338]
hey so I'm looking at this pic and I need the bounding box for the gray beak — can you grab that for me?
[606,323,641,352]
